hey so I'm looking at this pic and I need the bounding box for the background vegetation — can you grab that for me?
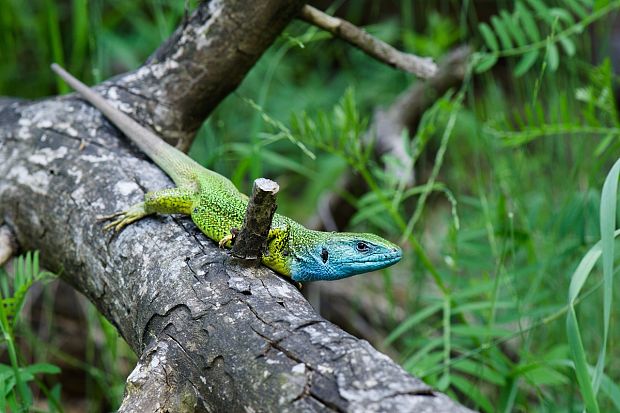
[1,0,619,411]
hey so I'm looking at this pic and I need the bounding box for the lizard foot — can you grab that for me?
[218,228,239,248]
[97,202,147,232]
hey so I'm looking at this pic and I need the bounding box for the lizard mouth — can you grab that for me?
[340,249,402,266]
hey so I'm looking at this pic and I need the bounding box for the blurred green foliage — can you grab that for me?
[1,0,620,412]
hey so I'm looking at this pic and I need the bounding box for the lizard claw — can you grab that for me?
[96,211,125,222]
[98,202,147,233]
[218,233,234,248]
[218,228,239,248]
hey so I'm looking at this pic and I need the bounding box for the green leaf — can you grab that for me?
[491,16,513,49]
[565,228,620,413]
[517,2,541,42]
[479,22,499,51]
[567,309,600,413]
[525,0,553,23]
[475,53,498,74]
[384,302,442,344]
[260,149,315,178]
[563,0,589,18]
[545,42,559,71]
[567,231,620,303]
[601,371,620,411]
[403,338,443,372]
[411,350,444,375]
[7,392,19,413]
[522,365,568,386]
[0,376,4,413]
[592,158,620,392]
[514,50,539,76]
[500,10,526,46]
[558,36,576,56]
[48,383,63,413]
[452,359,507,385]
[451,374,494,413]
[594,133,615,156]
[549,7,575,26]
[451,325,511,338]
[453,301,514,314]
[22,363,61,376]
[452,279,498,299]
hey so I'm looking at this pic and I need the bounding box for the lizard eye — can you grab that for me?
[321,248,329,263]
[356,242,370,252]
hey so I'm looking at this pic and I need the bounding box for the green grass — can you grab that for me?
[1,1,619,411]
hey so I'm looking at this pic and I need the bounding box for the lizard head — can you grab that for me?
[290,231,402,282]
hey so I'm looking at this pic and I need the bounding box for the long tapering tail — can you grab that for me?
[51,63,198,186]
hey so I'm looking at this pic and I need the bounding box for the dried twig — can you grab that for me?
[299,5,438,78]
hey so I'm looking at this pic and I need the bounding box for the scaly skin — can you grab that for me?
[51,64,402,281]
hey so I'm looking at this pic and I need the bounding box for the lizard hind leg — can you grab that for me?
[99,186,196,232]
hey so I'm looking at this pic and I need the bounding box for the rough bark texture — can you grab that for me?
[231,178,279,260]
[0,98,473,412]
[86,0,307,152]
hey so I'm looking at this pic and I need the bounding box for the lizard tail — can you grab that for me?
[50,63,197,186]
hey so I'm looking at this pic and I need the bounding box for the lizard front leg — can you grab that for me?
[261,226,292,277]
[99,186,196,232]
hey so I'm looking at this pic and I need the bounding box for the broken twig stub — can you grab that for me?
[231,178,279,260]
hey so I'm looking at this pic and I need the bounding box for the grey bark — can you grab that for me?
[0,1,473,412]
[231,178,279,260]
[87,0,307,152]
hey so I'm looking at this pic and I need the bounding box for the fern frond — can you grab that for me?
[0,251,55,335]
[241,97,316,160]
[475,0,620,75]
[486,59,620,152]
[486,124,620,147]
[290,87,370,167]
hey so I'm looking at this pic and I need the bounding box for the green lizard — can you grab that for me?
[51,64,402,282]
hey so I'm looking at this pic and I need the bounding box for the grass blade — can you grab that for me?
[384,301,442,345]
[566,218,620,413]
[592,158,620,392]
[567,309,599,413]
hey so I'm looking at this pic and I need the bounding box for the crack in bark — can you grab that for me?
[142,303,192,350]
[308,388,347,413]
[42,126,109,151]
[164,332,202,373]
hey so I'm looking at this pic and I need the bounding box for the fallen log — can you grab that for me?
[0,1,473,411]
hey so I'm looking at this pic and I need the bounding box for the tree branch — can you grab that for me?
[79,0,307,152]
[299,5,438,78]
